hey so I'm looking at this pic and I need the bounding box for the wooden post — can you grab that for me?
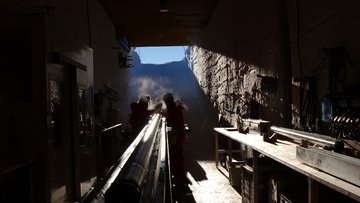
[228,137,233,164]
[308,178,319,203]
[253,150,260,203]
[215,132,219,167]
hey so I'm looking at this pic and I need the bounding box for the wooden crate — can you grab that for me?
[268,171,307,203]
[241,164,253,203]
[230,162,244,187]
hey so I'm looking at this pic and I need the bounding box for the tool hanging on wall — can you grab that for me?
[329,106,360,141]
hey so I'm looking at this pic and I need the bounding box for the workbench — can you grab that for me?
[214,127,360,203]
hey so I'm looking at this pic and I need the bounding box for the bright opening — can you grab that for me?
[134,46,187,65]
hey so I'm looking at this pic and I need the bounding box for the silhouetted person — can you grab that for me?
[129,95,152,136]
[128,95,162,138]
[162,93,187,184]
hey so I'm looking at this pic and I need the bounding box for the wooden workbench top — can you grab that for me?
[214,127,360,202]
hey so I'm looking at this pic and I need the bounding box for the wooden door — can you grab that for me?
[47,64,78,202]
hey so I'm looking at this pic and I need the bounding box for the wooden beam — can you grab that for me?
[296,146,360,187]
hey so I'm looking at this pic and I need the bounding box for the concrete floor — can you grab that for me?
[176,161,242,203]
[174,132,243,203]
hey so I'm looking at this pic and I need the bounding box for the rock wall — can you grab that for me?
[187,0,360,130]
[187,46,280,127]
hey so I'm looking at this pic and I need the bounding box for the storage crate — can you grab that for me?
[226,156,245,187]
[268,171,307,203]
[241,164,253,203]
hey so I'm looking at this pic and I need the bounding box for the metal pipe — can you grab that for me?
[152,118,169,203]
[101,124,148,196]
[121,113,161,186]
[101,123,122,132]
[143,117,169,203]
[105,113,162,202]
[95,122,122,133]
[270,126,335,146]
[160,118,167,163]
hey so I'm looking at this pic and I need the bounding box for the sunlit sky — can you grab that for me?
[135,46,187,64]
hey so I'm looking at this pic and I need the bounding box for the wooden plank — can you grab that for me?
[296,145,360,187]
[217,149,242,153]
[342,139,360,152]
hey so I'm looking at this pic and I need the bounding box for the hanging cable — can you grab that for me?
[296,0,303,76]
[233,0,237,62]
[87,0,92,48]
[296,0,306,130]
[295,0,315,131]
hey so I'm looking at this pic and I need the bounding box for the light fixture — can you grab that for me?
[160,0,168,12]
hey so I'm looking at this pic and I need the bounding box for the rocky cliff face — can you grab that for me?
[187,46,283,127]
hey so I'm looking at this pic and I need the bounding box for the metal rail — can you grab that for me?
[270,126,335,146]
[96,122,122,133]
[104,113,164,202]
[153,117,172,203]
[119,114,161,188]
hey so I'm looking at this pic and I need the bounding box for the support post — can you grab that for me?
[278,0,293,127]
[253,150,260,203]
[308,178,319,203]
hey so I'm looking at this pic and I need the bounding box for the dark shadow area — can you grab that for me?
[195,1,281,70]
[185,156,207,182]
[172,175,196,203]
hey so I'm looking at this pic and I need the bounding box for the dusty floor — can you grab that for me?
[172,132,243,203]
[175,160,242,203]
